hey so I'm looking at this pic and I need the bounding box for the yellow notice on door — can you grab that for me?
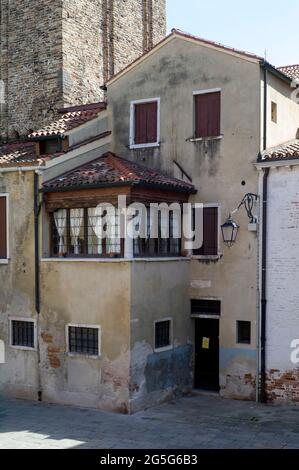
[202,337,210,349]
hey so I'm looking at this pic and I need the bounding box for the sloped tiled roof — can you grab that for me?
[171,29,263,61]
[0,131,111,168]
[260,140,299,161]
[43,152,196,193]
[0,141,41,167]
[28,102,106,138]
[278,65,299,81]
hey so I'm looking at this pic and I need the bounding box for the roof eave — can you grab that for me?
[29,134,64,142]
[41,180,197,195]
[262,60,293,85]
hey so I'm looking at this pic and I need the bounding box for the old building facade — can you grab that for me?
[1,25,299,411]
[106,30,299,401]
[0,0,166,140]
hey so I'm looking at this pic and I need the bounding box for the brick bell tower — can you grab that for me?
[0,0,166,141]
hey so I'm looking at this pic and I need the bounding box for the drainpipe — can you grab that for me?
[34,172,42,401]
[259,62,269,403]
[263,64,268,152]
[260,167,269,403]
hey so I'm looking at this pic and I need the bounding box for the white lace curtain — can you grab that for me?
[54,209,67,254]
[70,209,84,255]
[88,208,103,255]
[88,207,121,255]
[106,207,121,254]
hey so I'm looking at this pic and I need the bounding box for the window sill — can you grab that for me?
[154,345,173,353]
[67,352,101,360]
[192,254,222,261]
[0,259,9,265]
[188,135,223,143]
[42,257,190,263]
[129,142,160,150]
[10,345,37,352]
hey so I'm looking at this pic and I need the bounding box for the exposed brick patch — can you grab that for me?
[48,355,61,369]
[267,369,299,403]
[41,332,53,344]
[41,332,61,369]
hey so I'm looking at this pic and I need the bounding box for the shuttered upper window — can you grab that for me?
[193,206,219,256]
[0,195,7,260]
[130,99,159,147]
[195,91,221,138]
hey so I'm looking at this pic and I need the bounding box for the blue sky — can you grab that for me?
[167,0,299,67]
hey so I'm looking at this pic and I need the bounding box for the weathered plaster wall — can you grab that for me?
[264,166,299,403]
[130,259,193,412]
[0,171,39,400]
[108,37,261,400]
[265,73,299,149]
[40,260,131,412]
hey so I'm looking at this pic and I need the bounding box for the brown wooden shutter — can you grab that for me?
[195,92,221,138]
[135,102,157,144]
[146,101,158,143]
[195,207,218,256]
[0,196,7,259]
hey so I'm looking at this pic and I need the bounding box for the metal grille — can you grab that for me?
[191,299,221,316]
[12,320,34,348]
[155,320,171,349]
[237,321,251,345]
[68,326,99,356]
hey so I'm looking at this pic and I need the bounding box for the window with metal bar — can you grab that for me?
[155,320,171,350]
[133,208,181,258]
[11,320,35,348]
[68,326,99,356]
[191,299,221,316]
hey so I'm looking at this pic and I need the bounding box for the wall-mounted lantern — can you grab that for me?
[221,216,239,248]
[221,193,258,248]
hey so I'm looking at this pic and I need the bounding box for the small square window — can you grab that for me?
[271,101,277,123]
[11,320,35,349]
[68,326,100,356]
[237,321,251,345]
[39,138,62,155]
[155,320,171,350]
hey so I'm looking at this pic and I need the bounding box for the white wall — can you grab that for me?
[265,165,299,401]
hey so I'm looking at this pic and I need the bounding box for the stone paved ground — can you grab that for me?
[0,392,299,449]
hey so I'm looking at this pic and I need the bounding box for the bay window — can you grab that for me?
[51,207,122,258]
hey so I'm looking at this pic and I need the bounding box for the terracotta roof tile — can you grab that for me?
[43,152,196,193]
[29,102,106,139]
[261,140,299,161]
[171,29,262,61]
[0,141,40,167]
[278,65,299,81]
